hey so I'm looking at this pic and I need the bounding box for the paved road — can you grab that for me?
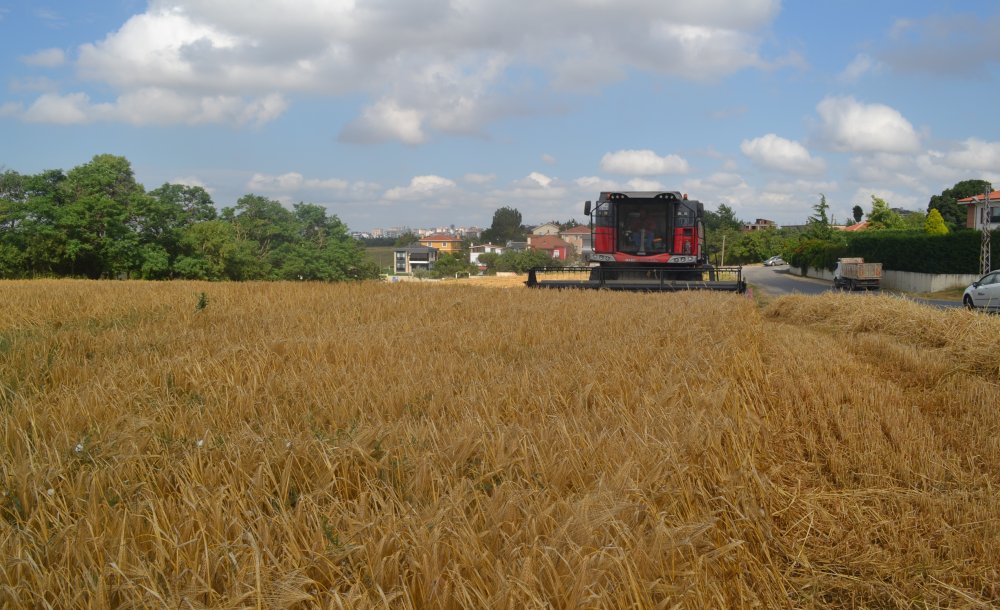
[742,264,962,309]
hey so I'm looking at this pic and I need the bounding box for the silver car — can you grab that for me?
[763,255,785,267]
[963,270,1000,310]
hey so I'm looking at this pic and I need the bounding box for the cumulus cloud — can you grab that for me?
[20,48,66,68]
[463,173,496,185]
[340,99,426,145]
[384,175,457,200]
[9,0,785,135]
[18,89,286,126]
[741,134,826,175]
[247,172,349,192]
[816,96,920,154]
[879,13,1000,78]
[838,53,882,82]
[600,149,691,176]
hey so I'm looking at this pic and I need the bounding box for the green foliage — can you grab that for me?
[480,207,526,245]
[393,232,420,247]
[195,292,208,311]
[484,249,563,273]
[866,196,905,231]
[805,194,832,240]
[788,238,849,272]
[924,209,949,235]
[430,253,475,278]
[703,204,742,232]
[927,179,990,230]
[0,157,376,282]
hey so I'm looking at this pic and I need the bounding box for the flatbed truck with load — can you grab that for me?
[833,257,881,290]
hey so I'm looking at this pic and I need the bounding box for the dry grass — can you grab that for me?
[1,280,999,608]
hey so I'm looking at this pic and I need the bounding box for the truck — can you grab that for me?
[526,191,745,292]
[833,257,882,290]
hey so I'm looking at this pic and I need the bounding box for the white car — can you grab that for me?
[763,255,785,266]
[963,270,1000,311]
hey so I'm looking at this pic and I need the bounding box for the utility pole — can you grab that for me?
[720,234,727,267]
[981,186,993,276]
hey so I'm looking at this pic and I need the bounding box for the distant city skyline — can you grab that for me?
[3,1,1000,232]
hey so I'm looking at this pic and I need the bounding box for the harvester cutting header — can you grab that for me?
[527,191,745,292]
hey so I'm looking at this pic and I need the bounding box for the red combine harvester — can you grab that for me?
[526,191,746,292]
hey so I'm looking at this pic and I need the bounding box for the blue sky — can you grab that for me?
[2,1,1000,232]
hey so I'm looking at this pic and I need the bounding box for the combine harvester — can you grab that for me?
[527,191,746,293]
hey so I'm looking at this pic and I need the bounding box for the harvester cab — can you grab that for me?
[527,191,746,293]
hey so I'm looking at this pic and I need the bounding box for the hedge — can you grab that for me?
[790,230,1000,275]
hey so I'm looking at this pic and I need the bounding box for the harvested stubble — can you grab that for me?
[1,280,998,609]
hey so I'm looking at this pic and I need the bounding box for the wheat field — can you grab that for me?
[1,280,999,609]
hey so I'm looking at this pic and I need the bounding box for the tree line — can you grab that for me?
[0,155,378,281]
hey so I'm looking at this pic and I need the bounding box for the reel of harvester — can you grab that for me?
[526,265,746,293]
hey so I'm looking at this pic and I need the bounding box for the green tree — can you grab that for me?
[924,208,949,235]
[805,194,832,240]
[866,196,905,231]
[431,252,473,278]
[393,231,420,246]
[927,179,991,230]
[480,206,526,244]
[60,154,146,278]
[852,205,864,224]
[704,203,742,232]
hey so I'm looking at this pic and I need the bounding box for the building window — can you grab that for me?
[991,207,1000,223]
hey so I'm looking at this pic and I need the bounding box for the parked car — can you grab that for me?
[763,255,785,266]
[963,270,1000,311]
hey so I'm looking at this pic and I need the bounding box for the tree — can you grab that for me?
[60,154,146,277]
[852,205,864,224]
[805,194,832,240]
[393,231,420,246]
[704,203,742,232]
[927,179,991,230]
[866,196,905,231]
[480,206,525,244]
[924,208,949,235]
[431,252,473,278]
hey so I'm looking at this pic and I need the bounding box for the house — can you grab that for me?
[559,225,592,256]
[957,191,1000,230]
[505,241,528,252]
[528,235,572,260]
[393,246,438,274]
[469,243,504,267]
[529,222,561,236]
[742,218,777,232]
[839,221,869,232]
[418,233,463,254]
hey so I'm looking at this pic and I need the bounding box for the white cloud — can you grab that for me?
[20,48,66,68]
[340,99,426,145]
[463,173,496,185]
[384,175,457,200]
[527,172,553,188]
[22,93,96,124]
[0,102,23,117]
[541,154,557,165]
[10,0,784,135]
[838,53,882,82]
[575,176,619,192]
[600,149,691,175]
[17,89,287,126]
[626,178,665,191]
[816,96,920,153]
[741,134,826,175]
[247,172,349,192]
